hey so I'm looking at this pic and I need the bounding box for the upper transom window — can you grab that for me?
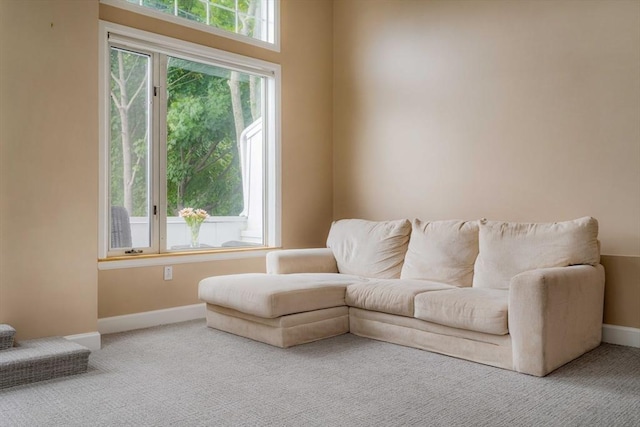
[101,0,279,51]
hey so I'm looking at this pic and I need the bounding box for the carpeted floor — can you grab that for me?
[1,319,639,426]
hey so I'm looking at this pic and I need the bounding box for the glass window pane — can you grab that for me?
[109,47,152,250]
[165,56,264,250]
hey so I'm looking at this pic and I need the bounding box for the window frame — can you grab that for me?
[98,21,281,263]
[100,0,280,52]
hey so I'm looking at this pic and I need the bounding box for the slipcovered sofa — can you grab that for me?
[199,217,605,376]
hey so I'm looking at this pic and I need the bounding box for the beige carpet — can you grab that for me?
[1,319,638,426]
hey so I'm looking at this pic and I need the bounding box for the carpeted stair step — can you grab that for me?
[0,337,90,389]
[0,324,16,351]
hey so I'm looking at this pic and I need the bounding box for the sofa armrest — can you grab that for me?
[508,264,605,376]
[266,248,338,274]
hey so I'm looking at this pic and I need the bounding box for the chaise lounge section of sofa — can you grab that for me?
[199,217,604,377]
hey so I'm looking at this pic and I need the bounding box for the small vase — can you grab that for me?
[189,222,202,248]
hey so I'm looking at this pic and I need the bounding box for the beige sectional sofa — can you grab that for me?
[198,217,605,376]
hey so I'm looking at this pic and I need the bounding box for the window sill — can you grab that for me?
[98,246,278,270]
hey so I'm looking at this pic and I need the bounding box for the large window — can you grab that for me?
[99,23,280,258]
[101,0,278,50]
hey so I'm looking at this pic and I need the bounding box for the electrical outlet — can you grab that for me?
[163,266,173,281]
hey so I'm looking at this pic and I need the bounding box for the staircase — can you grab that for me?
[0,324,91,389]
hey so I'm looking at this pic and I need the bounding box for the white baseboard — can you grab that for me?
[65,331,102,351]
[602,324,640,348]
[97,303,206,335]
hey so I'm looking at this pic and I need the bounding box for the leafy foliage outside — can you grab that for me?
[165,58,258,216]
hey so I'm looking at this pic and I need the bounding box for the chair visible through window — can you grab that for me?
[111,206,132,248]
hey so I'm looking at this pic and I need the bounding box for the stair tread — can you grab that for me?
[0,337,90,364]
[0,337,90,389]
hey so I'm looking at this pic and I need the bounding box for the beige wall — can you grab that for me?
[97,0,334,318]
[98,257,265,318]
[333,0,640,327]
[0,1,99,339]
[601,256,640,328]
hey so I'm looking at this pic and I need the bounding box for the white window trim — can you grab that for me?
[100,0,280,52]
[98,20,281,263]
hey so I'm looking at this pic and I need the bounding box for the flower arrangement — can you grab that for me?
[178,207,209,227]
[179,208,209,248]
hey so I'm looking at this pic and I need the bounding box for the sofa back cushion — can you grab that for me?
[473,217,600,290]
[400,219,479,287]
[326,219,411,279]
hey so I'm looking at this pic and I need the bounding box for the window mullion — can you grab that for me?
[151,52,164,254]
[157,54,169,253]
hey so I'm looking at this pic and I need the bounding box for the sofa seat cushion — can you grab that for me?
[326,219,411,279]
[346,279,456,317]
[401,219,479,286]
[199,273,365,319]
[414,288,509,335]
